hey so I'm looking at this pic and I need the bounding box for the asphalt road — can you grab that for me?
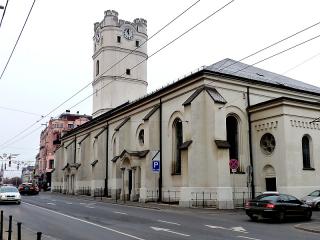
[0,192,319,240]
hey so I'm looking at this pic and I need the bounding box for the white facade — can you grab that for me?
[92,10,148,118]
[52,11,320,209]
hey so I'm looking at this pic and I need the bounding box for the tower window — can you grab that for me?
[96,60,99,76]
[136,40,140,47]
[126,69,131,75]
[117,36,121,43]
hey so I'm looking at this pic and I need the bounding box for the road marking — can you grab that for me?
[24,202,145,240]
[151,227,190,237]
[80,203,86,205]
[206,225,248,234]
[231,227,248,233]
[47,203,56,205]
[66,202,73,205]
[237,236,261,240]
[157,220,180,226]
[114,211,128,215]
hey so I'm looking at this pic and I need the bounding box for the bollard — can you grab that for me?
[7,215,12,240]
[0,210,3,240]
[17,222,21,240]
[36,232,42,240]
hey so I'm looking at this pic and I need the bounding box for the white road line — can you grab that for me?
[237,236,261,240]
[80,203,86,205]
[47,203,56,205]
[66,202,73,205]
[157,220,180,226]
[24,202,145,240]
[151,226,190,237]
[114,211,128,215]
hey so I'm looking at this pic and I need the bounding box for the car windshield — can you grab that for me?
[308,191,320,197]
[255,195,279,202]
[0,187,18,193]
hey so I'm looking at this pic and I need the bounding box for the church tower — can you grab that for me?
[92,10,148,118]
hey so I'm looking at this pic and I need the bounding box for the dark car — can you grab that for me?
[245,193,312,222]
[18,183,39,195]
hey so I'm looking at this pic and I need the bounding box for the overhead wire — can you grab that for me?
[231,33,320,74]
[69,0,236,110]
[0,0,36,80]
[0,0,9,29]
[217,20,320,71]
[40,0,202,121]
[0,105,43,116]
[282,52,320,75]
[0,0,203,149]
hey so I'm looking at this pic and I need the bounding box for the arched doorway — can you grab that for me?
[263,165,276,191]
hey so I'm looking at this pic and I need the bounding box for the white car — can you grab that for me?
[0,186,21,204]
[301,190,320,210]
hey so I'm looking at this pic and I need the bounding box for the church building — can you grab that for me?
[52,10,320,208]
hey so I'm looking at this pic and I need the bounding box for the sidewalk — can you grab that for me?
[294,221,320,234]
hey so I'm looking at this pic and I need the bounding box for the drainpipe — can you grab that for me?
[105,124,109,197]
[74,135,77,164]
[158,98,163,202]
[246,87,255,198]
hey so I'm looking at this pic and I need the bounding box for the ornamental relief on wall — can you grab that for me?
[290,120,320,130]
[254,121,278,132]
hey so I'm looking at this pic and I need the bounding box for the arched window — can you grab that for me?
[113,138,117,157]
[226,115,239,161]
[96,60,100,76]
[302,135,311,169]
[172,118,183,174]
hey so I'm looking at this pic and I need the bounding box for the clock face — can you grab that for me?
[123,28,133,40]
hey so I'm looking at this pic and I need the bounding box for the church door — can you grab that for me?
[265,177,277,191]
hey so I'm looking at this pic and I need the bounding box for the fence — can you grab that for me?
[93,188,105,200]
[52,186,63,193]
[190,192,218,208]
[77,187,92,196]
[146,190,180,204]
[0,210,42,240]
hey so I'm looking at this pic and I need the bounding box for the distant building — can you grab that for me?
[0,153,22,181]
[35,110,91,188]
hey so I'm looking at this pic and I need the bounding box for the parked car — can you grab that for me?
[245,193,312,222]
[0,186,21,204]
[301,190,320,210]
[18,183,39,195]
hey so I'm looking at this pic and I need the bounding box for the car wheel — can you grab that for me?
[277,211,285,222]
[315,203,320,211]
[17,201,21,205]
[304,210,312,220]
[248,214,258,221]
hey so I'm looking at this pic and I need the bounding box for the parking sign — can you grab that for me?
[152,160,160,172]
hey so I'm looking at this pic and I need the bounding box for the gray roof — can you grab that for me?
[205,58,320,95]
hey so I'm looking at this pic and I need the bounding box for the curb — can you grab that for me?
[294,222,320,234]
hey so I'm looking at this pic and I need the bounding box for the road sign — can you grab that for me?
[229,159,239,170]
[152,160,160,172]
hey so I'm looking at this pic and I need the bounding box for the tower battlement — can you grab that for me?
[94,10,147,34]
[104,10,119,18]
[134,18,147,26]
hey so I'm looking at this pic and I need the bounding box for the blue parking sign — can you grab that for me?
[152,160,160,172]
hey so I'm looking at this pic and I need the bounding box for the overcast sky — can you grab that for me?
[0,0,320,165]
